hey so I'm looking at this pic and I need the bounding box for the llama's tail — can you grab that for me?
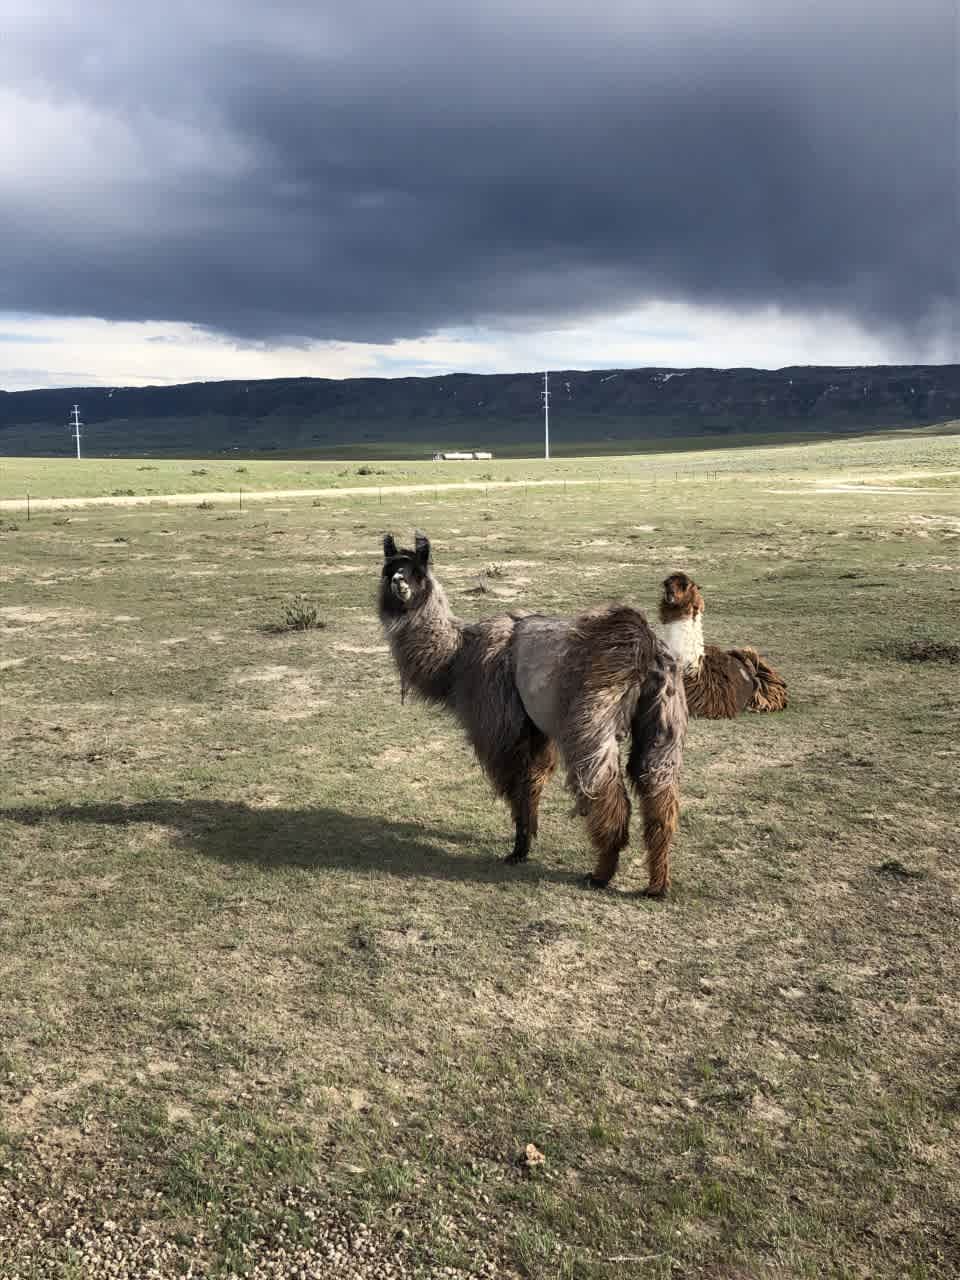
[562,607,687,895]
[626,649,688,798]
[625,647,688,894]
[730,646,788,713]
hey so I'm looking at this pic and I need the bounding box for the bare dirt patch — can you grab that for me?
[0,606,95,626]
[230,663,300,684]
[896,639,960,664]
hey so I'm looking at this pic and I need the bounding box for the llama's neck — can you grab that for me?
[381,578,463,702]
[654,613,705,672]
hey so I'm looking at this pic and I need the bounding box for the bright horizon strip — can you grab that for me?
[1,300,954,393]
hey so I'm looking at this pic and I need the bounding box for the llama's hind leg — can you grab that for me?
[637,783,680,898]
[583,771,632,888]
[562,735,631,887]
[559,728,631,888]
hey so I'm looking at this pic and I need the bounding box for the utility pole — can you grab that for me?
[542,372,550,460]
[69,404,83,459]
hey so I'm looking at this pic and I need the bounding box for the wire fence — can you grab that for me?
[4,470,740,516]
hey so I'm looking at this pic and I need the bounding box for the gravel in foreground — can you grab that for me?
[0,1180,503,1280]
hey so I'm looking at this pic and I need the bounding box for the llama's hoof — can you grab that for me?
[640,884,669,900]
[504,850,529,865]
[584,874,610,890]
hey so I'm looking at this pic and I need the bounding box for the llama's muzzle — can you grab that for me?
[391,571,412,601]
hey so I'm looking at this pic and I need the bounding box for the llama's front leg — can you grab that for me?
[500,734,556,866]
[492,755,534,865]
[503,761,538,864]
[504,808,532,865]
[525,736,558,844]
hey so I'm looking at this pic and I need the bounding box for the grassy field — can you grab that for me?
[2,422,959,502]
[1,429,958,1278]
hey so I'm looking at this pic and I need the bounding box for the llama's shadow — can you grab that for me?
[3,799,579,887]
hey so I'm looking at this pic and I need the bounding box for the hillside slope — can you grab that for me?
[2,364,958,455]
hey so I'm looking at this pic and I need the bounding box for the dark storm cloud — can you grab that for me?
[1,0,956,348]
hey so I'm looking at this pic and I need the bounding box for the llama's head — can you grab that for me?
[660,572,705,622]
[380,531,434,614]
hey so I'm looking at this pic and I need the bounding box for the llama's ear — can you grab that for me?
[414,531,431,565]
[383,533,398,559]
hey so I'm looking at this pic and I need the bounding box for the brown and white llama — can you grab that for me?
[655,572,788,718]
[379,532,688,897]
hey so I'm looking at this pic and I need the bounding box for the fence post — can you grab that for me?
[239,488,243,512]
[26,494,30,521]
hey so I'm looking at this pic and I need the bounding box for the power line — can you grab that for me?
[69,404,83,459]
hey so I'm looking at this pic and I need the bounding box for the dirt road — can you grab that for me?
[0,477,601,513]
[5,469,952,512]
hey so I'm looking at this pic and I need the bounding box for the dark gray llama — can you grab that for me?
[378,532,688,896]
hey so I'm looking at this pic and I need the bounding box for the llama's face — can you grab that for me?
[380,532,432,613]
[661,572,705,618]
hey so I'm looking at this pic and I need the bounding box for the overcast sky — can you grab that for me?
[1,0,957,390]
